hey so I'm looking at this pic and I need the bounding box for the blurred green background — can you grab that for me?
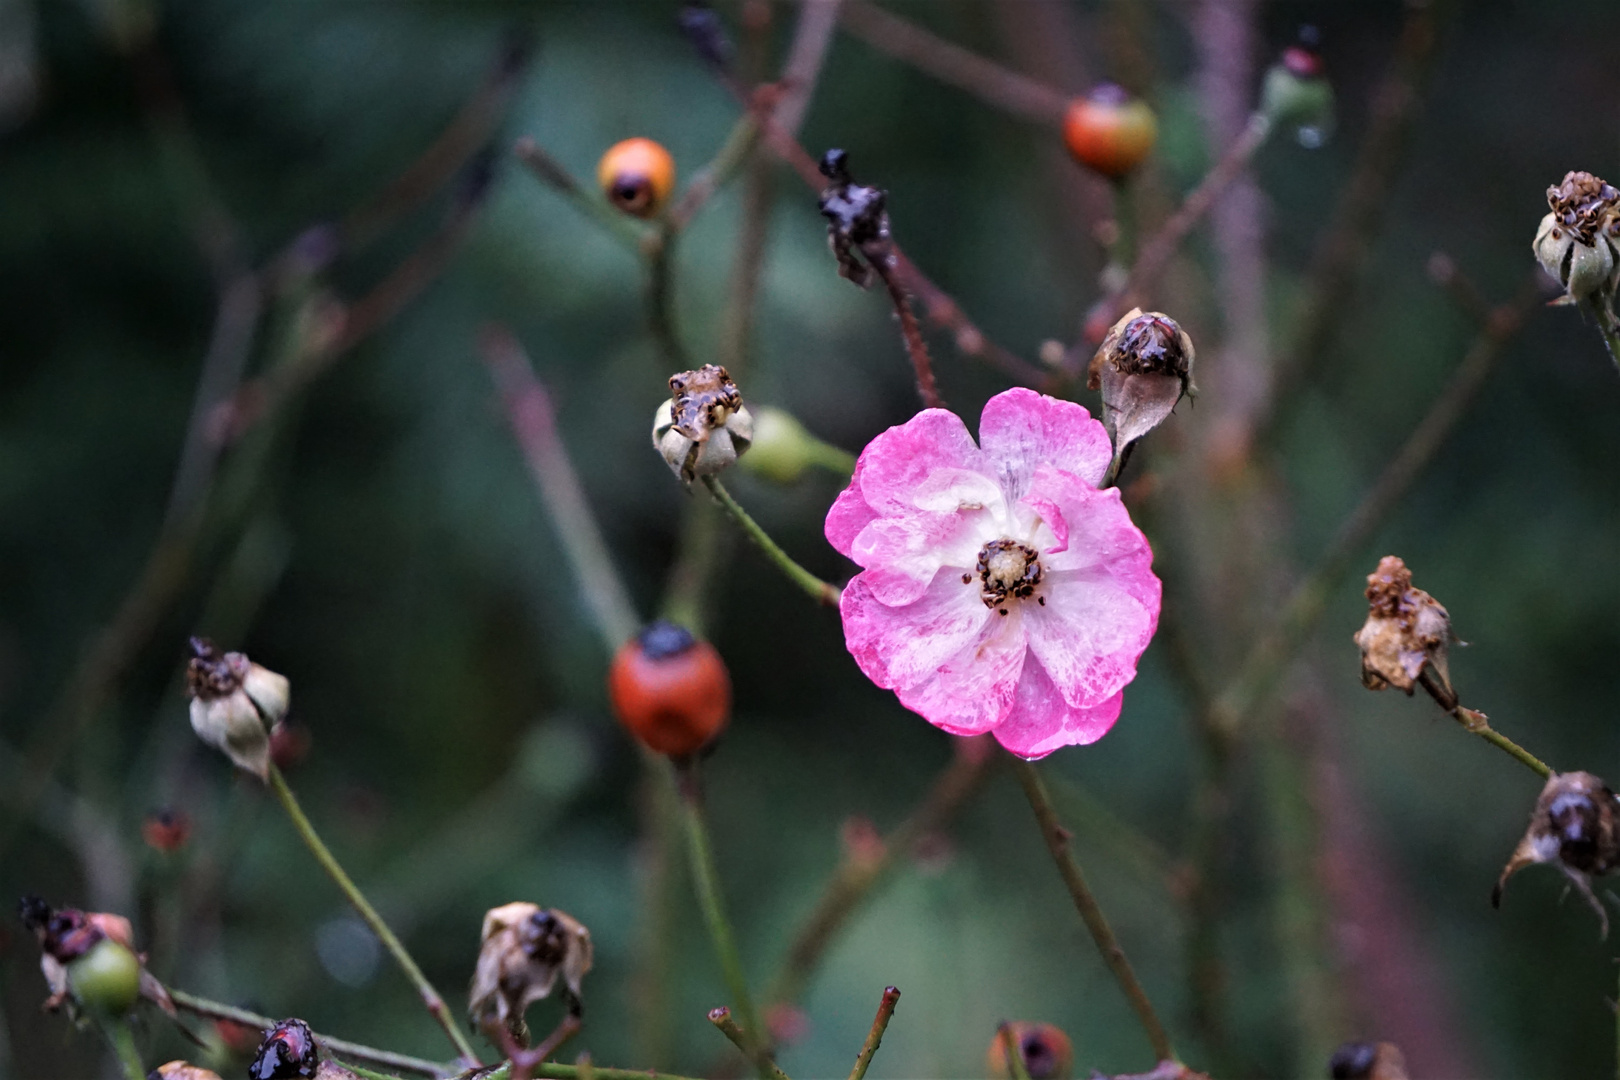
[2,2,1618,1078]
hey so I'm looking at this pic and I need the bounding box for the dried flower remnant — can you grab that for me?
[826,388,1161,758]
[468,903,593,1045]
[653,364,754,484]
[1328,1041,1410,1080]
[1087,308,1195,477]
[986,1021,1074,1080]
[1351,557,1453,703]
[248,1018,319,1080]
[817,149,890,288]
[1533,170,1620,303]
[1493,770,1620,936]
[16,897,176,1018]
[185,637,290,779]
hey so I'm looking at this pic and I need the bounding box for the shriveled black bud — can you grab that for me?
[817,151,891,287]
[248,1018,319,1080]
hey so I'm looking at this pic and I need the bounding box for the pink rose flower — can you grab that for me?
[825,388,1161,759]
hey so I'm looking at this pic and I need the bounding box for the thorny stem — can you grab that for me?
[709,1007,791,1080]
[1416,669,1552,779]
[98,1015,144,1080]
[701,476,842,608]
[871,255,945,408]
[1009,754,1175,1064]
[767,738,995,1005]
[479,326,640,650]
[168,988,450,1076]
[847,986,901,1080]
[265,762,481,1066]
[678,768,770,1079]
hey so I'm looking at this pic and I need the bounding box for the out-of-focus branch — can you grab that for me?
[766,738,995,1006]
[838,1,1069,126]
[479,326,640,652]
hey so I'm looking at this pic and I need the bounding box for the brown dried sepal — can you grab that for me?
[468,902,593,1045]
[1087,309,1195,469]
[668,365,742,443]
[1351,556,1453,702]
[1494,770,1620,936]
[1547,171,1620,245]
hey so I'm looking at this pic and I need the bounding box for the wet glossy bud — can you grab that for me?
[248,1018,319,1080]
[653,364,753,484]
[985,1021,1074,1080]
[1351,556,1453,703]
[142,808,192,854]
[1088,308,1195,475]
[1062,83,1157,179]
[1261,29,1334,147]
[1494,770,1620,936]
[1329,1040,1409,1080]
[597,137,676,219]
[469,902,593,1043]
[66,937,141,1016]
[608,621,730,758]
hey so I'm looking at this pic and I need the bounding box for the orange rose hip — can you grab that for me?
[608,621,730,757]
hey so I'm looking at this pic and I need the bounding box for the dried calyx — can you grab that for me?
[1352,556,1453,705]
[817,149,891,288]
[653,364,753,483]
[17,897,172,1018]
[185,637,291,780]
[1494,770,1620,936]
[1088,308,1195,479]
[468,902,593,1044]
[1533,170,1620,303]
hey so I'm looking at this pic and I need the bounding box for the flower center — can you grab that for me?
[965,538,1043,614]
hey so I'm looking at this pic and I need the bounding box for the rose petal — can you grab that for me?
[895,605,1027,734]
[850,512,990,606]
[978,388,1112,498]
[839,571,997,694]
[855,409,999,518]
[824,455,876,559]
[992,658,1123,759]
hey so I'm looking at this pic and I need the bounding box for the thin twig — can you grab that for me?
[847,986,900,1080]
[838,1,1070,125]
[996,1024,1032,1080]
[1415,669,1552,779]
[479,326,640,651]
[702,476,841,608]
[708,1007,791,1080]
[768,738,994,1006]
[167,989,451,1077]
[871,256,944,408]
[513,137,646,252]
[1009,754,1175,1064]
[265,763,480,1065]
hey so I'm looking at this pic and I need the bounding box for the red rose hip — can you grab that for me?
[608,621,730,757]
[1062,83,1158,179]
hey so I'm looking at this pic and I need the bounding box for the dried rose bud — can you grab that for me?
[1088,308,1195,475]
[1351,557,1453,703]
[653,365,753,484]
[185,637,290,779]
[151,1063,226,1080]
[468,902,593,1044]
[817,149,890,288]
[142,808,192,854]
[1329,1040,1410,1080]
[1493,770,1620,936]
[248,1018,319,1080]
[986,1021,1074,1080]
[1534,171,1620,304]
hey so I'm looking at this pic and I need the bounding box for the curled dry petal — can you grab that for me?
[1351,556,1452,701]
[1087,308,1195,474]
[469,902,593,1042]
[1494,771,1620,937]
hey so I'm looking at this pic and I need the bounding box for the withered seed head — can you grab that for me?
[469,902,593,1043]
[1087,308,1195,474]
[1494,770,1620,936]
[1352,556,1453,703]
[1547,171,1619,245]
[184,638,290,780]
[1534,171,1620,302]
[654,365,753,484]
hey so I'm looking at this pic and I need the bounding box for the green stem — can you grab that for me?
[454,1062,710,1080]
[1008,754,1175,1064]
[701,476,840,607]
[646,225,692,371]
[995,1023,1032,1080]
[847,986,901,1080]
[1580,295,1620,373]
[710,1007,791,1080]
[677,767,769,1078]
[513,137,646,253]
[265,762,480,1066]
[1452,707,1552,779]
[98,1015,145,1080]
